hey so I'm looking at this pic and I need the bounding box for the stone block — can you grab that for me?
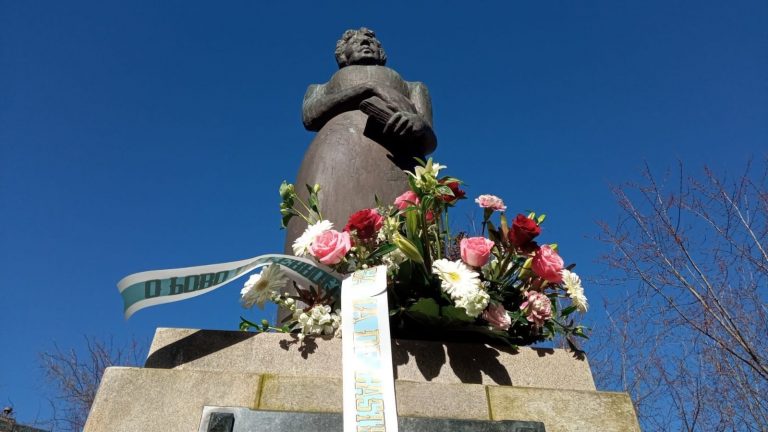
[488,386,641,432]
[83,367,261,432]
[394,381,489,420]
[146,327,595,391]
[258,375,490,420]
[256,376,489,421]
[258,375,343,413]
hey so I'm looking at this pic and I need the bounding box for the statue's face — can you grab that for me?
[342,32,384,66]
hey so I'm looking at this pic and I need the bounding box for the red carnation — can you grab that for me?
[344,209,384,240]
[440,181,466,203]
[508,214,541,247]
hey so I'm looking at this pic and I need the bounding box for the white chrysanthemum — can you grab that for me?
[455,288,490,318]
[432,259,482,297]
[562,269,589,312]
[240,265,289,309]
[294,305,341,339]
[292,220,333,256]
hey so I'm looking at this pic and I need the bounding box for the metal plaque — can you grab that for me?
[199,407,545,432]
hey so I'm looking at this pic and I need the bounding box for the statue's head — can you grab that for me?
[335,28,387,68]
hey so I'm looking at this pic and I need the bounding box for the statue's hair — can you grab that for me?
[335,27,387,68]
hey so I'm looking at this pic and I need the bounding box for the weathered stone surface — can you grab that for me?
[394,381,489,420]
[83,367,261,432]
[146,328,596,391]
[256,375,488,420]
[87,328,639,431]
[258,375,343,413]
[488,386,641,432]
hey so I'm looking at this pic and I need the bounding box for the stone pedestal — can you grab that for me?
[84,328,640,432]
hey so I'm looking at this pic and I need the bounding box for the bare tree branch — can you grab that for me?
[591,160,768,431]
[39,336,144,432]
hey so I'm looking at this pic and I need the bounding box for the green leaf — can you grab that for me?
[367,243,397,261]
[499,213,509,239]
[239,316,261,332]
[441,306,474,323]
[408,298,440,317]
[308,193,319,213]
[561,305,578,317]
[487,222,502,244]
[407,175,418,193]
[573,326,590,339]
[435,185,453,196]
[280,213,294,229]
[537,214,546,224]
[406,210,420,239]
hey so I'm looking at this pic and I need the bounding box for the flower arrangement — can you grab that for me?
[240,159,588,349]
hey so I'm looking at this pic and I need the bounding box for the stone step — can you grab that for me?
[85,366,640,432]
[145,327,596,391]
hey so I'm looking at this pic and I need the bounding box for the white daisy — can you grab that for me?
[432,259,482,296]
[292,220,333,256]
[432,258,488,316]
[240,264,289,309]
[562,269,589,312]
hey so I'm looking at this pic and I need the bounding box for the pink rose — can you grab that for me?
[532,245,564,283]
[394,190,419,210]
[394,190,434,222]
[460,237,494,267]
[474,194,507,211]
[482,303,511,331]
[310,230,351,265]
[520,291,552,327]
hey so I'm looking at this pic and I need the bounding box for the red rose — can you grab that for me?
[508,214,541,247]
[440,181,466,203]
[344,209,384,240]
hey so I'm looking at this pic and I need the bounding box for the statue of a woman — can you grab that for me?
[285,28,437,252]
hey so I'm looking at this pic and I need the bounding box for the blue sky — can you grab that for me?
[1,1,766,424]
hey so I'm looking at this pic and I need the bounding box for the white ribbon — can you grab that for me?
[341,265,398,432]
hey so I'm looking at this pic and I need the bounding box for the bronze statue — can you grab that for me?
[285,28,437,254]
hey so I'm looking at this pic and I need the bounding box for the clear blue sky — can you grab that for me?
[1,1,766,424]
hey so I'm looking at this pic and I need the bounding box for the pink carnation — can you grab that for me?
[474,194,507,211]
[482,303,511,331]
[310,230,351,265]
[520,291,552,327]
[460,237,494,267]
[532,245,564,283]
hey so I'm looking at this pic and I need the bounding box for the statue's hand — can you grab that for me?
[364,84,416,113]
[383,111,427,137]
